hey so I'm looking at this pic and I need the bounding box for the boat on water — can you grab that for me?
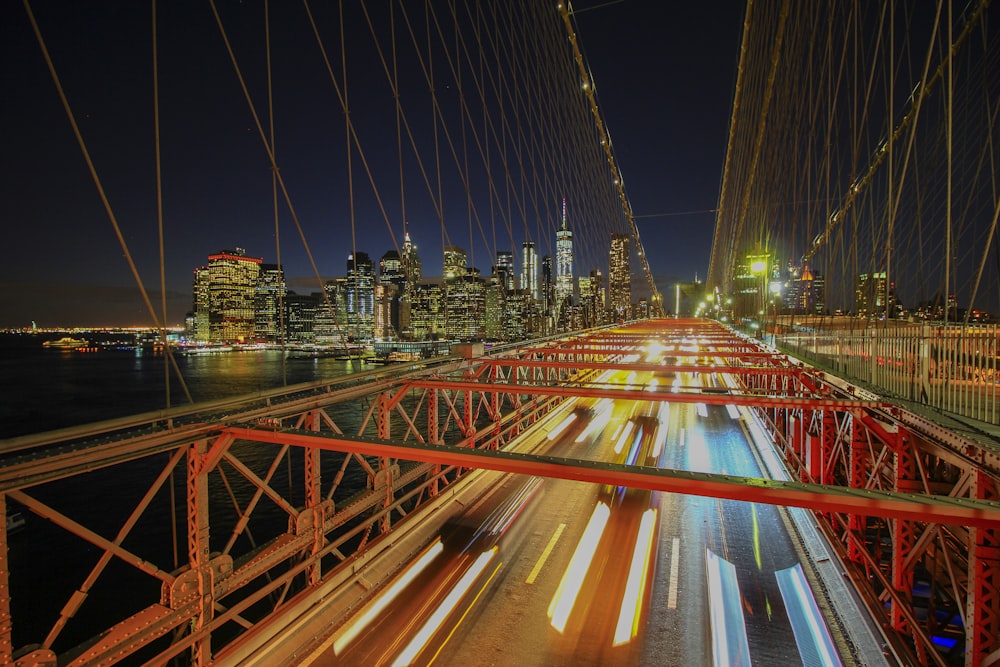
[42,337,89,349]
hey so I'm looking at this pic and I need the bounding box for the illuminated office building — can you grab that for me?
[205,248,262,343]
[609,234,631,321]
[555,198,574,313]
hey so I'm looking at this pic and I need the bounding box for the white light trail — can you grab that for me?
[614,421,636,455]
[334,539,444,654]
[546,413,578,440]
[548,502,611,633]
[393,547,498,667]
[614,508,658,646]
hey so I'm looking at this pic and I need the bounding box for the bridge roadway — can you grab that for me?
[7,319,998,666]
[232,354,881,666]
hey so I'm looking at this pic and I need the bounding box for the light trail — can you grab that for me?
[613,507,657,646]
[775,564,843,666]
[392,547,499,667]
[546,413,578,441]
[333,539,444,655]
[548,502,611,633]
[613,421,636,455]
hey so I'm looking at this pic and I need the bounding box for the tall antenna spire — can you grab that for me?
[561,197,567,230]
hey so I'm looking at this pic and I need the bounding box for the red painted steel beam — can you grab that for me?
[484,358,803,376]
[225,426,1000,527]
[402,379,886,410]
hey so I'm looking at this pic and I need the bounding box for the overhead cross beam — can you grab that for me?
[225,426,1000,528]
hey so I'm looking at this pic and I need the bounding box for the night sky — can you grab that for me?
[0,1,744,328]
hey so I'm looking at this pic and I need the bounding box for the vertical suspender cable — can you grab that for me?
[265,0,287,385]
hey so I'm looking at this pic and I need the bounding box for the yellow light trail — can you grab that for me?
[548,502,611,633]
[392,547,498,667]
[614,508,658,646]
[333,539,444,655]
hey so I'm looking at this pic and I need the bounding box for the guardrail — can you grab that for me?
[772,321,999,426]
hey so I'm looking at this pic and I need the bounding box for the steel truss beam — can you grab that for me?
[1,319,998,666]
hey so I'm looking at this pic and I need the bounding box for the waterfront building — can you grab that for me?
[313,279,347,343]
[609,234,631,321]
[255,263,285,343]
[521,241,538,302]
[346,253,375,340]
[206,248,262,343]
[191,266,210,343]
[555,198,574,315]
[284,291,317,344]
[380,250,406,336]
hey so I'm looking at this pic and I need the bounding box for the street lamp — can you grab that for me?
[747,254,769,336]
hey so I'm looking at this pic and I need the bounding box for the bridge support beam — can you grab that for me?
[0,494,11,666]
[967,468,1000,667]
[187,438,213,666]
[304,410,322,586]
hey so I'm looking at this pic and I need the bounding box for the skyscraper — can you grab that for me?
[521,241,538,301]
[495,250,515,292]
[855,271,894,317]
[401,229,422,292]
[555,198,574,313]
[191,266,210,343]
[541,255,553,316]
[346,252,375,340]
[255,263,285,343]
[609,234,631,321]
[443,246,467,279]
[205,248,262,343]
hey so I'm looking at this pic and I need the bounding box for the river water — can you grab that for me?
[0,332,368,439]
[0,332,375,657]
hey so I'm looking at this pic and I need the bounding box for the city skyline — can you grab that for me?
[0,3,744,328]
[185,225,634,344]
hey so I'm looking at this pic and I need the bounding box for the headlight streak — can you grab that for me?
[334,539,445,655]
[775,564,843,666]
[483,477,543,539]
[613,421,636,455]
[548,502,611,633]
[546,413,578,440]
[652,402,670,459]
[705,549,752,667]
[392,547,499,667]
[613,508,658,646]
[575,399,614,443]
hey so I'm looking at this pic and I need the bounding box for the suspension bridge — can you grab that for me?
[2,2,1000,666]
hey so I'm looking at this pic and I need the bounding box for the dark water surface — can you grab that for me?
[0,332,364,438]
[1,333,374,657]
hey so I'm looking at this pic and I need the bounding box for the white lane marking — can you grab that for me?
[667,537,680,609]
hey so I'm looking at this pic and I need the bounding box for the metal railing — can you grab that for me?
[772,319,999,426]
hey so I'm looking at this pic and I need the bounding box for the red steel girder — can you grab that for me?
[225,426,1000,528]
[482,357,805,377]
[402,378,886,411]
